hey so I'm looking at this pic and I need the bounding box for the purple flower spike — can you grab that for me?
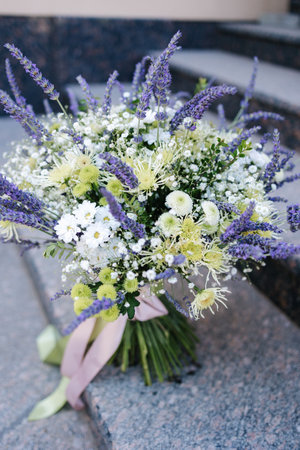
[235,111,284,127]
[4,43,59,101]
[155,268,175,280]
[76,75,99,112]
[63,297,115,335]
[66,87,79,116]
[164,291,189,317]
[170,85,237,133]
[226,126,261,153]
[240,56,258,114]
[99,152,139,189]
[129,56,151,106]
[100,188,145,238]
[102,70,119,115]
[136,31,182,119]
[287,204,300,232]
[5,58,27,108]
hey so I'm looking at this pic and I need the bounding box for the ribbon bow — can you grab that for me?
[28,286,168,420]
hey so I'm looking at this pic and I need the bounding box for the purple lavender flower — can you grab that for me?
[0,206,50,231]
[43,99,53,115]
[5,58,27,108]
[268,241,300,259]
[0,173,44,213]
[76,75,98,112]
[50,289,71,302]
[99,153,139,189]
[268,196,287,203]
[102,70,119,115]
[128,56,151,106]
[66,87,79,116]
[63,297,115,335]
[220,201,282,244]
[164,291,189,317]
[259,132,272,150]
[100,188,145,238]
[155,268,175,280]
[136,31,182,119]
[235,111,284,127]
[263,129,281,184]
[172,254,186,265]
[170,85,237,133]
[4,43,59,101]
[226,126,261,153]
[61,128,86,151]
[228,243,264,260]
[217,104,226,130]
[0,89,50,143]
[239,56,258,114]
[213,201,240,215]
[287,204,300,232]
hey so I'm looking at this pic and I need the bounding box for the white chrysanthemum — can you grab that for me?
[82,223,111,248]
[166,191,193,216]
[157,212,180,236]
[248,149,270,168]
[189,287,229,319]
[201,201,220,226]
[74,200,97,227]
[55,214,80,243]
[95,206,120,231]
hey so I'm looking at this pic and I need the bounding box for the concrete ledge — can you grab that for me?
[23,249,300,449]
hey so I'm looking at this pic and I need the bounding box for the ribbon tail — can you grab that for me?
[61,318,96,377]
[28,376,69,421]
[37,324,69,366]
[66,315,127,410]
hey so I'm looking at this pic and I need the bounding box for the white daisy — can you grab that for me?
[74,200,97,227]
[83,223,111,248]
[95,206,120,231]
[55,214,80,243]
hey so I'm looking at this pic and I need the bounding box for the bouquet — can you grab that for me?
[0,31,299,420]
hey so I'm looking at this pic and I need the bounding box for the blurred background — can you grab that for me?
[0,0,294,113]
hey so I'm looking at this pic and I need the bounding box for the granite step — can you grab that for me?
[23,247,300,449]
[0,244,100,449]
[167,49,300,151]
[218,22,300,70]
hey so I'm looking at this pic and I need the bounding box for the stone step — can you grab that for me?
[166,49,300,151]
[218,22,300,70]
[23,247,300,449]
[0,244,100,449]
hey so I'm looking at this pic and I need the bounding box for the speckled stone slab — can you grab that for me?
[24,249,300,449]
[0,245,100,449]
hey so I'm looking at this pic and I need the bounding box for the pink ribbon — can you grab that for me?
[61,286,168,410]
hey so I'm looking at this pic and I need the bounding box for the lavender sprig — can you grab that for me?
[128,56,151,106]
[0,90,50,143]
[63,297,115,335]
[239,56,258,115]
[102,70,119,115]
[50,289,71,302]
[287,204,300,232]
[226,126,261,153]
[5,58,27,108]
[66,87,79,116]
[4,43,60,101]
[99,152,139,189]
[136,31,182,119]
[155,268,175,280]
[235,111,284,127]
[164,291,189,317]
[170,85,237,133]
[76,75,98,112]
[213,200,240,215]
[220,201,282,244]
[100,188,145,238]
[217,104,226,130]
[0,173,44,213]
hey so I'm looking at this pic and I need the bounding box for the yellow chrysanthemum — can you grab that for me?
[180,240,204,262]
[49,164,72,184]
[204,246,223,270]
[181,217,201,239]
[79,165,99,184]
[71,283,92,301]
[98,268,116,284]
[99,304,120,322]
[106,178,123,196]
[72,182,91,197]
[96,284,117,300]
[124,278,138,293]
[74,297,93,315]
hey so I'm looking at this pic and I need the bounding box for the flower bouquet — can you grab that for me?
[0,31,299,420]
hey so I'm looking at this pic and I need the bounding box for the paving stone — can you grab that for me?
[0,244,101,449]
[24,248,300,449]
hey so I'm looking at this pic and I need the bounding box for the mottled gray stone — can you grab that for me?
[24,249,300,449]
[0,245,100,449]
[166,49,300,113]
